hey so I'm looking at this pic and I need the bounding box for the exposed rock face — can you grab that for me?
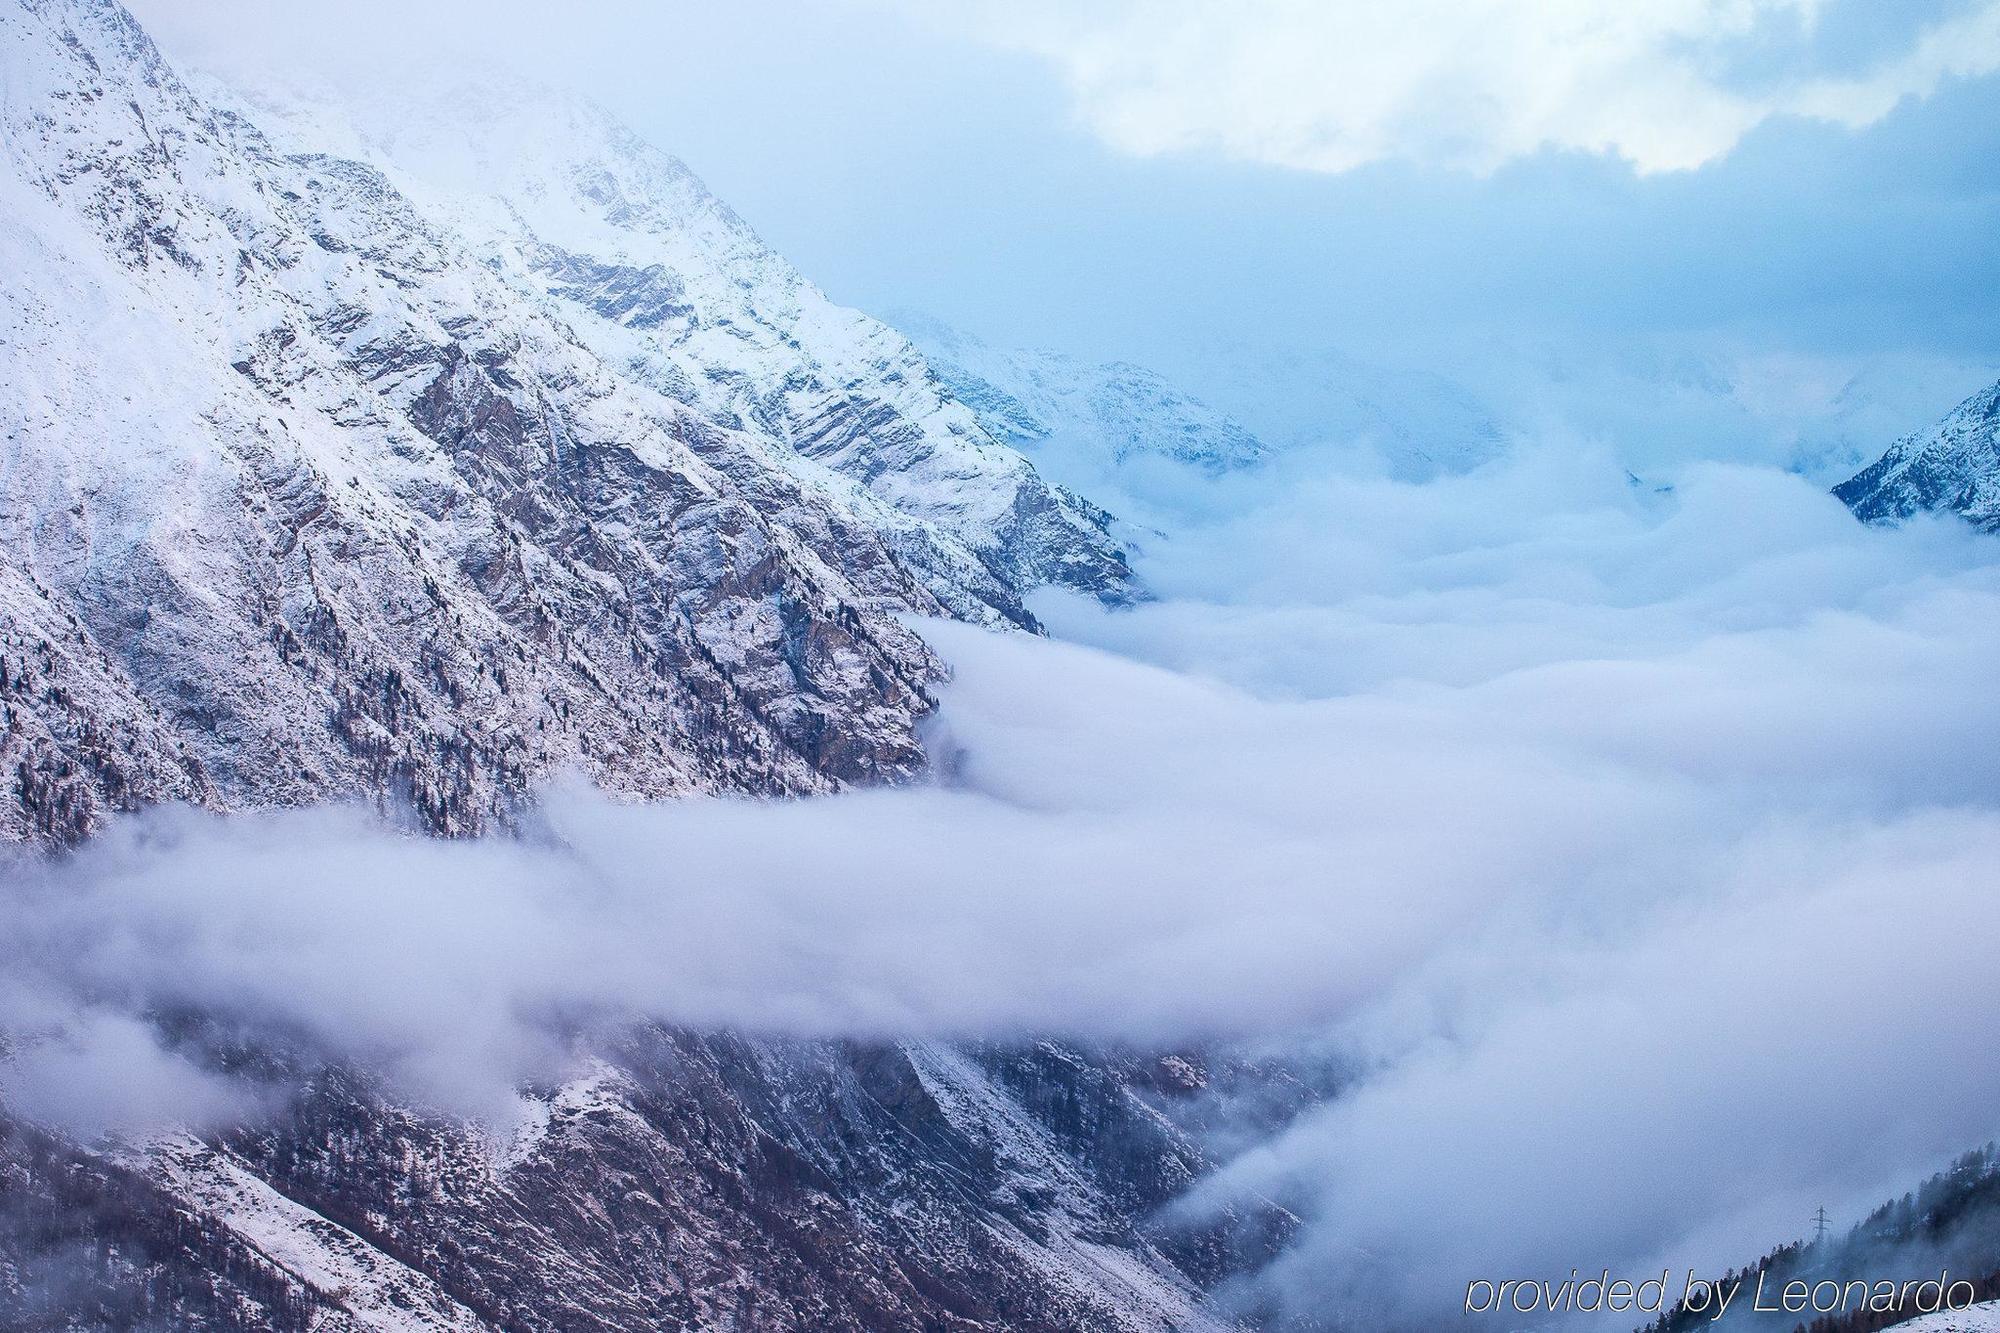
[1835,380,2000,531]
[2,1030,1313,1332]
[0,0,1133,844]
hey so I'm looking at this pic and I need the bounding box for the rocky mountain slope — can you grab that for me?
[0,0,1132,845]
[1,1027,1316,1332]
[1836,379,2000,530]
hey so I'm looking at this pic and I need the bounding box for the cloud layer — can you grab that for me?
[930,0,2000,174]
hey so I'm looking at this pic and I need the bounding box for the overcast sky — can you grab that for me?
[129,0,2000,402]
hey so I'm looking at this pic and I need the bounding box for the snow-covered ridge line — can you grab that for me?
[207,70,1136,609]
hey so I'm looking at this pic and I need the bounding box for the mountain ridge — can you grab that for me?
[0,0,1132,844]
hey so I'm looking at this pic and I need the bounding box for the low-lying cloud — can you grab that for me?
[5,442,2000,1325]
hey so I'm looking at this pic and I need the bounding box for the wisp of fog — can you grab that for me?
[6,439,2000,1325]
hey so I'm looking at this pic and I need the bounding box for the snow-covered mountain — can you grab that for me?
[0,0,1132,844]
[892,316,1270,493]
[1836,379,2000,530]
[216,80,1136,604]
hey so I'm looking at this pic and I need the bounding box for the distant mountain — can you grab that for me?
[0,0,1131,844]
[893,316,1270,491]
[1836,380,2000,531]
[1158,341,1508,482]
[896,317,1519,498]
[1445,337,2000,484]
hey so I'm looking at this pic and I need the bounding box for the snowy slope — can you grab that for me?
[214,78,1135,607]
[0,0,1136,841]
[1836,379,2000,530]
[139,1134,492,1333]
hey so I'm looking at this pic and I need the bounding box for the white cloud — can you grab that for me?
[1191,811,2000,1325]
[1791,0,2000,125]
[0,1007,258,1141]
[920,0,2000,174]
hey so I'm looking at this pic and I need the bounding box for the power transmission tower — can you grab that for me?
[1811,1206,1832,1244]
